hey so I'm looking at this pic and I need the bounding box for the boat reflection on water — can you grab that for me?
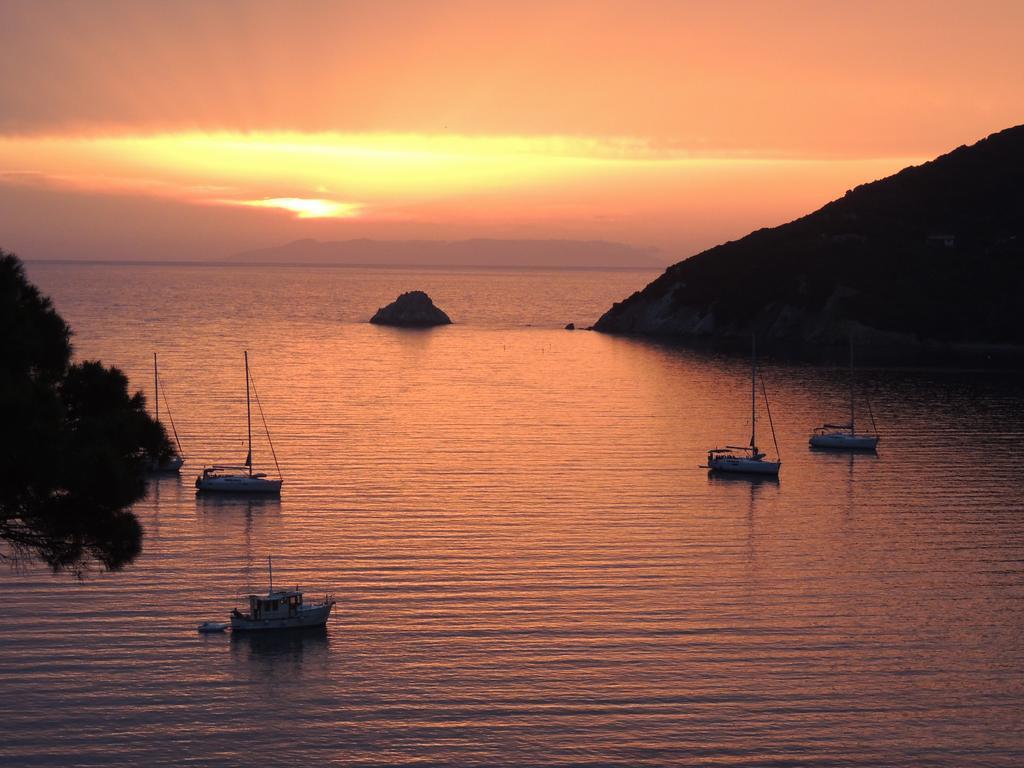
[196,492,281,533]
[706,470,780,487]
[194,492,283,568]
[195,492,283,514]
[230,625,330,664]
[147,472,191,537]
[809,441,880,456]
[148,472,192,508]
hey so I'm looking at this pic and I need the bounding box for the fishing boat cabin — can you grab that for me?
[230,585,335,631]
[239,588,303,621]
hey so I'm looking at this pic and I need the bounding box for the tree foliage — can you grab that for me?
[0,251,171,573]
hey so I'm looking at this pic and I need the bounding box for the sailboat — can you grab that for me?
[195,351,283,494]
[149,352,185,472]
[809,338,880,450]
[706,337,782,476]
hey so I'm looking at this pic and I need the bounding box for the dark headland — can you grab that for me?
[595,125,1024,364]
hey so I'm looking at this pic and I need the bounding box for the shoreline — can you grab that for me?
[594,329,1024,369]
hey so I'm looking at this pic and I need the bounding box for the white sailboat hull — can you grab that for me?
[196,474,283,494]
[708,457,781,475]
[809,433,879,450]
[231,603,333,631]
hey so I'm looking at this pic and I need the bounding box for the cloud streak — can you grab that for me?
[1,1,1020,158]
[222,197,363,219]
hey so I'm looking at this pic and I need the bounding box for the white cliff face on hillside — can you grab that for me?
[596,281,919,348]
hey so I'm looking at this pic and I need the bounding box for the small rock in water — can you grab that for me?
[370,290,452,327]
[565,322,575,330]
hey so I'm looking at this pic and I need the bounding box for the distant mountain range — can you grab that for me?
[232,238,664,268]
[595,125,1024,355]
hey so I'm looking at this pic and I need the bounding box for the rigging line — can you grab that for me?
[247,368,283,479]
[864,386,879,436]
[759,373,781,461]
[160,386,184,457]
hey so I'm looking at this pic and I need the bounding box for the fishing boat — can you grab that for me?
[706,337,782,476]
[196,351,283,494]
[231,558,335,632]
[149,352,185,472]
[809,339,880,450]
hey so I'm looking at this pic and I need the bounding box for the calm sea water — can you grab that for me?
[3,261,1023,767]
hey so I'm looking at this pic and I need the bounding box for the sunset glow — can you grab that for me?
[0,0,1020,262]
[0,131,671,202]
[0,130,924,252]
[226,197,362,219]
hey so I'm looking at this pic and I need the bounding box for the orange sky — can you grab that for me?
[0,0,1021,263]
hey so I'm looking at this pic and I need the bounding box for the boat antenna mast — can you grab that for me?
[849,335,856,435]
[154,352,184,458]
[248,363,283,480]
[760,373,781,461]
[245,350,253,476]
[154,352,159,424]
[865,383,879,437]
[750,334,757,452]
[162,389,184,458]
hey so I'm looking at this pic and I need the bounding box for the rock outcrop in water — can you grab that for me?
[595,125,1024,354]
[370,291,452,327]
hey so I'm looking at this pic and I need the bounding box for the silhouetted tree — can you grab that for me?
[0,250,171,574]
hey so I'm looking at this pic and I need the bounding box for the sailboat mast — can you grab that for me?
[245,350,252,477]
[751,335,757,450]
[153,352,159,423]
[849,336,855,435]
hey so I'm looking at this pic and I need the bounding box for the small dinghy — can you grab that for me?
[197,621,229,633]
